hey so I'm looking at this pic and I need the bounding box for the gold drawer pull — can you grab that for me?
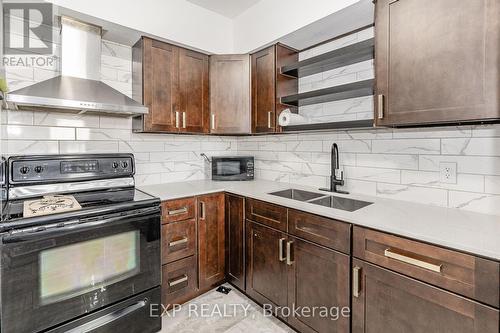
[169,237,188,247]
[169,274,188,287]
[384,248,442,273]
[168,207,188,216]
[352,266,361,298]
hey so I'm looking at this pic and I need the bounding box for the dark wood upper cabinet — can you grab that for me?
[178,48,210,133]
[245,221,288,312]
[133,37,209,133]
[209,54,251,134]
[252,46,276,133]
[133,38,179,132]
[352,259,499,333]
[287,236,350,333]
[198,193,225,290]
[375,0,500,126]
[251,44,298,133]
[225,194,245,291]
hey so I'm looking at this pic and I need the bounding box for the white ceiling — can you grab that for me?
[186,0,261,18]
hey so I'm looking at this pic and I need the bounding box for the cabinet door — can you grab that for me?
[198,193,225,290]
[225,194,245,291]
[245,221,288,312]
[375,0,500,126]
[287,237,350,333]
[209,55,251,134]
[252,46,276,133]
[178,48,209,133]
[352,259,500,333]
[142,38,179,132]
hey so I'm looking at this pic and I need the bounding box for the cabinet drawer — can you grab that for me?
[162,256,197,306]
[288,209,351,254]
[162,197,196,224]
[353,226,500,308]
[162,219,196,264]
[245,198,287,232]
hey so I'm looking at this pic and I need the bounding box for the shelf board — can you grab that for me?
[280,79,374,107]
[282,119,374,132]
[280,38,374,78]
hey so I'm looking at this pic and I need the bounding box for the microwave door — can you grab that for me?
[0,208,160,333]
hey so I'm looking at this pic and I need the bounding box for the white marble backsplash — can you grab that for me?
[237,125,500,216]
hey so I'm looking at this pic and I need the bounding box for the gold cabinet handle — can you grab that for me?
[175,111,180,128]
[168,274,188,287]
[211,114,216,130]
[278,238,286,262]
[384,248,442,273]
[182,112,186,128]
[377,94,384,119]
[286,241,294,266]
[267,111,272,129]
[168,207,188,216]
[169,237,188,247]
[199,201,206,220]
[353,266,361,298]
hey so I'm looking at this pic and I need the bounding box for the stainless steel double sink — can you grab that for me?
[268,188,372,212]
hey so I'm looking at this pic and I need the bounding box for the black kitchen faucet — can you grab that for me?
[320,143,349,194]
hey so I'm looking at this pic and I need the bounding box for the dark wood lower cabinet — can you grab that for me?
[352,259,500,333]
[225,194,245,291]
[162,255,198,307]
[287,237,350,333]
[198,193,225,290]
[245,221,288,311]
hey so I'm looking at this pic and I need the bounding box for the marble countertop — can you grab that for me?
[139,180,500,261]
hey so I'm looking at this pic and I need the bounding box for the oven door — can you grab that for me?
[0,206,161,333]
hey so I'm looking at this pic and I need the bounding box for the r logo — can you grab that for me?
[3,3,53,55]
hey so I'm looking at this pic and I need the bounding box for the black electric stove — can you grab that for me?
[0,154,162,333]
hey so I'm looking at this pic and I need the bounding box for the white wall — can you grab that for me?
[46,0,234,54]
[232,0,360,52]
[46,0,363,54]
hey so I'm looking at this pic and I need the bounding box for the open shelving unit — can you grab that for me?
[278,36,375,132]
[280,38,374,78]
[280,79,374,107]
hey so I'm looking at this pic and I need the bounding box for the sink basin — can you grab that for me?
[269,189,324,202]
[310,195,373,212]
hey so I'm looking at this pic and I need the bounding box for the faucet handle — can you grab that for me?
[335,169,344,180]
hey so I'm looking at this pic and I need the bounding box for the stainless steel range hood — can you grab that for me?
[6,17,148,116]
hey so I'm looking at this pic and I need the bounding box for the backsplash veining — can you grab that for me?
[2,19,500,216]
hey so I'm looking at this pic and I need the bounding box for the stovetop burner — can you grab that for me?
[1,187,154,222]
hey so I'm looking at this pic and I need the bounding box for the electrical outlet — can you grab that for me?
[439,162,457,184]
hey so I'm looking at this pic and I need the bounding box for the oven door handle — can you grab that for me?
[2,206,160,244]
[65,298,149,333]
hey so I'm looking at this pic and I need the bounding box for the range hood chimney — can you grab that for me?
[6,16,148,116]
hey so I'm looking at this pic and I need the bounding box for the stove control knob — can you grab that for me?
[112,162,119,169]
[34,166,44,173]
[121,161,129,169]
[19,166,30,174]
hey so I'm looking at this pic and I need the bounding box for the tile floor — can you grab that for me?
[160,284,295,332]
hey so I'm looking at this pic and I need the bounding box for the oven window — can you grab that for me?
[39,231,140,305]
[217,161,241,176]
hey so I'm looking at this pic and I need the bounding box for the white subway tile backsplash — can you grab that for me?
[442,138,500,156]
[485,176,500,195]
[34,112,99,128]
[76,128,131,141]
[2,125,75,140]
[372,139,441,155]
[59,141,119,153]
[1,140,59,154]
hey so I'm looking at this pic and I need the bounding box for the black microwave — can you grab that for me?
[211,156,254,181]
